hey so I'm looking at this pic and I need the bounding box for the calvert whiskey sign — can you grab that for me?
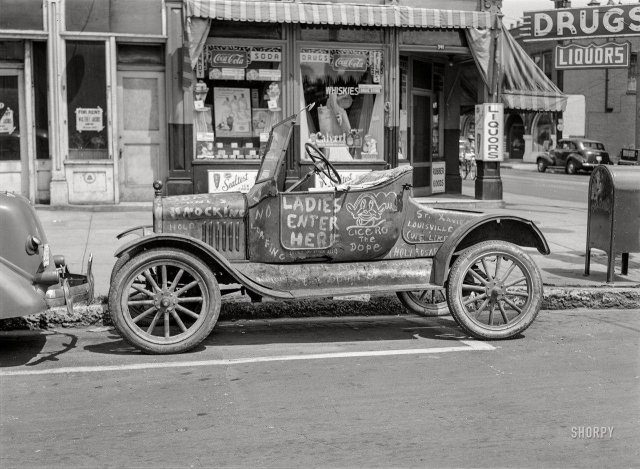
[523,4,640,41]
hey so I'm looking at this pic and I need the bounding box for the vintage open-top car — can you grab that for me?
[110,104,550,354]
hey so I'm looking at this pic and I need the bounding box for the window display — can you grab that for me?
[194,43,283,160]
[299,47,384,162]
[66,41,108,160]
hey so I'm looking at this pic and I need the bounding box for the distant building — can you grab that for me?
[509,0,639,162]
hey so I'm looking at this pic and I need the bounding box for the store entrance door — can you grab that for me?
[117,71,166,201]
[0,70,27,196]
[411,91,432,197]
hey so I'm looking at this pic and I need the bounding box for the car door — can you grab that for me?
[553,140,570,166]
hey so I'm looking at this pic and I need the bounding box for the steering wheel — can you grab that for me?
[305,143,341,185]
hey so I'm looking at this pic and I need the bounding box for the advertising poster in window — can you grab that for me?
[213,87,252,137]
[300,48,384,162]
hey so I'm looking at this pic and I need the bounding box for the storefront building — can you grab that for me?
[0,0,562,205]
[0,0,166,204]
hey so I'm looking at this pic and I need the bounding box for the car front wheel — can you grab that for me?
[537,160,547,172]
[446,241,543,340]
[566,160,578,174]
[109,248,221,354]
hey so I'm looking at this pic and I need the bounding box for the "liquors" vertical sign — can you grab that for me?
[475,103,504,162]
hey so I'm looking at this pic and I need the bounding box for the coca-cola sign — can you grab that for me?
[211,51,248,68]
[331,54,368,72]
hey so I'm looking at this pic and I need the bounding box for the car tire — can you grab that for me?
[536,160,547,173]
[109,248,221,354]
[446,241,543,340]
[566,160,578,175]
[396,289,449,317]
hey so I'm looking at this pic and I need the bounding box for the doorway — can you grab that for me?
[116,70,166,201]
[0,70,27,196]
[411,91,433,196]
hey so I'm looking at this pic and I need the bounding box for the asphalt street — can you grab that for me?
[1,309,639,467]
[498,168,591,204]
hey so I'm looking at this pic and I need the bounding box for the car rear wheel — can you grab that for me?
[396,289,449,317]
[536,160,547,173]
[109,248,221,354]
[446,241,543,340]
[566,160,578,174]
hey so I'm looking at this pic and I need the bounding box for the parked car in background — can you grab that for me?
[0,191,93,321]
[536,138,611,174]
[618,148,640,166]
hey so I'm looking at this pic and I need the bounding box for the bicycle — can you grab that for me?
[460,153,477,180]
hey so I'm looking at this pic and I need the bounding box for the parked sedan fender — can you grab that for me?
[432,215,550,285]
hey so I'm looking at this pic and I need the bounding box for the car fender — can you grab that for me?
[113,234,295,300]
[0,261,47,319]
[536,153,554,164]
[432,215,550,286]
[567,153,584,164]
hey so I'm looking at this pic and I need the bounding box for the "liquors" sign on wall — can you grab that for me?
[555,42,630,69]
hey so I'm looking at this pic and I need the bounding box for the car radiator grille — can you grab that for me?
[202,220,245,259]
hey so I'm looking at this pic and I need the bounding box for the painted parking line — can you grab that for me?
[0,340,495,377]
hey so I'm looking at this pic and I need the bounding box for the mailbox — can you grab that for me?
[585,165,640,282]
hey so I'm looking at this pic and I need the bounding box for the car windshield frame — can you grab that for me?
[253,117,296,185]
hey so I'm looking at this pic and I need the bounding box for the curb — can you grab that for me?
[2,287,638,331]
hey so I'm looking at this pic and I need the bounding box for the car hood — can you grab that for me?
[160,192,247,222]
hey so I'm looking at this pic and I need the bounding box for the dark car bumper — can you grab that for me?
[45,255,94,313]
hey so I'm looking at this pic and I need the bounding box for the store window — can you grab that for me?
[65,0,162,35]
[0,0,44,30]
[193,43,283,160]
[0,75,20,161]
[33,41,49,160]
[210,21,282,40]
[300,26,383,44]
[300,47,385,162]
[628,53,637,93]
[398,56,408,162]
[66,41,109,160]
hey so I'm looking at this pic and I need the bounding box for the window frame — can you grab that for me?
[295,40,390,168]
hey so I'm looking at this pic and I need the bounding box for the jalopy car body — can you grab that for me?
[0,191,93,320]
[110,105,550,354]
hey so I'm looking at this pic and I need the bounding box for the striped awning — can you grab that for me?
[185,0,492,29]
[466,27,567,112]
[501,91,567,113]
[500,29,567,112]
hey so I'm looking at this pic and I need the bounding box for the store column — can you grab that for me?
[165,0,194,196]
[475,0,503,201]
[47,0,68,205]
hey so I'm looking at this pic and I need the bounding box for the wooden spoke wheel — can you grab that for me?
[446,241,543,340]
[109,248,221,354]
[396,289,449,317]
